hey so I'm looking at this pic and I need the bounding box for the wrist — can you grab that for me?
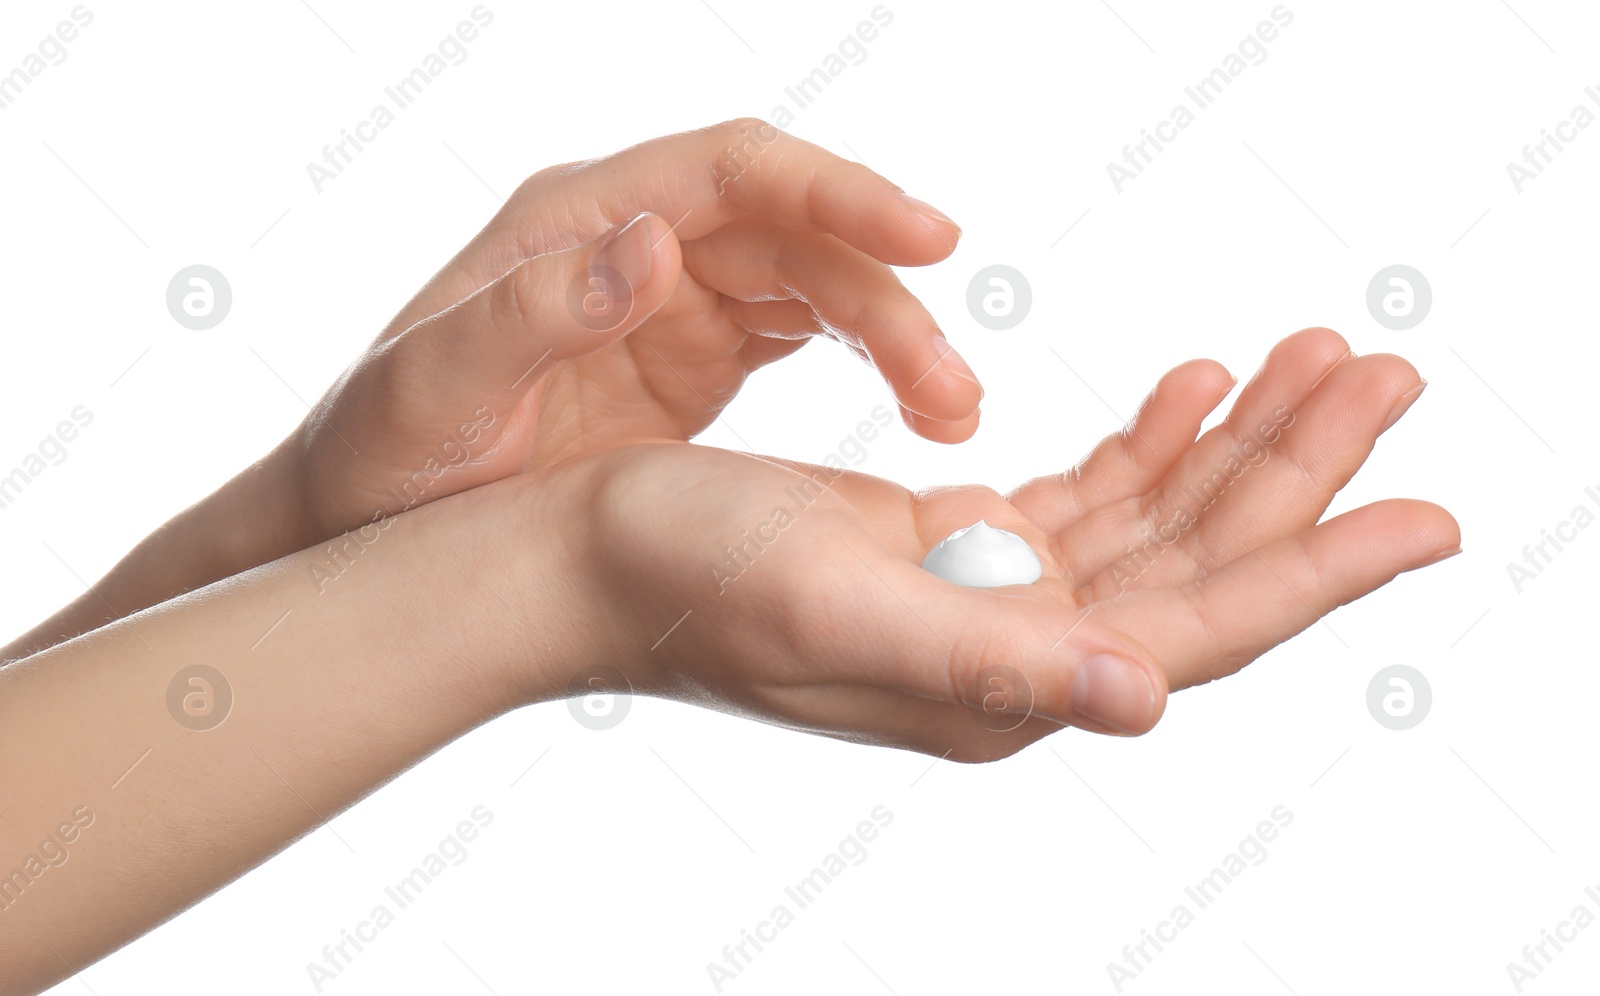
[515,445,697,705]
[203,441,310,569]
[130,439,312,597]
[405,471,618,714]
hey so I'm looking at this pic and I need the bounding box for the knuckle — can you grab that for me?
[710,116,778,141]
[515,159,585,196]
[494,258,544,333]
[701,118,787,191]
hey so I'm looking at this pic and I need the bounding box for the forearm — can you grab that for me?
[0,445,308,661]
[0,483,561,995]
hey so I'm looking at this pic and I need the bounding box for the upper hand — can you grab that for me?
[278,120,974,550]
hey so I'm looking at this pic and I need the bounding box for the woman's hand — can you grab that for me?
[518,329,1458,759]
[282,118,973,550]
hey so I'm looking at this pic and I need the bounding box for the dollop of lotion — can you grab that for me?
[920,520,1042,588]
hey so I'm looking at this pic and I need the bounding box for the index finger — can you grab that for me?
[533,118,960,261]
[387,119,961,336]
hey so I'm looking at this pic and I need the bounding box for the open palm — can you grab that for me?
[563,328,1456,759]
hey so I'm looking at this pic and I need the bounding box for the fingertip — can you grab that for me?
[890,335,983,422]
[589,212,679,339]
[1394,498,1462,562]
[1193,357,1237,393]
[1286,326,1352,357]
[626,211,683,295]
[901,405,980,444]
[858,183,962,264]
[1380,377,1427,433]
[1263,327,1357,391]
[1068,651,1166,736]
[1158,357,1236,410]
[898,193,962,256]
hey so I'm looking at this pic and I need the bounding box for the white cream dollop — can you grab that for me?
[920,520,1042,588]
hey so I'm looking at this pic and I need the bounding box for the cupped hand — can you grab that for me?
[520,329,1457,760]
[274,119,974,552]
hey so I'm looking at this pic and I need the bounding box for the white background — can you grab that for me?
[2,0,1596,993]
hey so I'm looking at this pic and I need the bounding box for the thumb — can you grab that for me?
[830,551,1170,739]
[947,598,1169,739]
[400,211,680,412]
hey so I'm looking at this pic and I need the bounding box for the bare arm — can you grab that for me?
[0,477,571,994]
[0,331,1457,994]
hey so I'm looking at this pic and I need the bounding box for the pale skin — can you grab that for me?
[0,121,1458,993]
[5,119,978,660]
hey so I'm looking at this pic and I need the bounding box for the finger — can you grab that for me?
[1008,358,1235,534]
[416,211,680,395]
[1104,499,1460,690]
[607,120,960,262]
[722,297,981,443]
[339,213,680,493]
[779,541,1168,736]
[718,299,861,373]
[1161,353,1425,582]
[1058,327,1357,585]
[684,222,982,423]
[720,297,826,341]
[718,297,877,370]
[384,119,960,336]
[1217,326,1356,448]
[739,329,813,369]
[899,407,981,444]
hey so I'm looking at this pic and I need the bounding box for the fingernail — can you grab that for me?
[1072,654,1158,735]
[901,194,961,235]
[931,336,981,394]
[598,213,655,294]
[1417,546,1461,567]
[1381,379,1427,433]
